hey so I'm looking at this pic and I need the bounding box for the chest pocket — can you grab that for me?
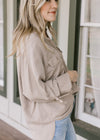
[47,55,60,74]
[46,46,67,80]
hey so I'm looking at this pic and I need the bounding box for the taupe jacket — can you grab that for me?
[16,32,79,140]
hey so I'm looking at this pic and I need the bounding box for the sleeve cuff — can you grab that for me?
[56,72,72,94]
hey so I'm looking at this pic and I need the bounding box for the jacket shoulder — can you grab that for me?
[19,32,44,56]
[17,32,47,57]
[26,32,43,47]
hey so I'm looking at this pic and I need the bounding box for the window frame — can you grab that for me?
[0,0,7,97]
[67,0,100,139]
[77,0,100,128]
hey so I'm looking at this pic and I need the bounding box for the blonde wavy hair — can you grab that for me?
[8,0,58,58]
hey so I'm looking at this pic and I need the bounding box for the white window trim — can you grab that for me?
[0,80,4,86]
[81,22,100,27]
[0,0,4,87]
[0,21,3,24]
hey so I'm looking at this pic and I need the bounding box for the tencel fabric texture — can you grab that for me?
[16,31,79,140]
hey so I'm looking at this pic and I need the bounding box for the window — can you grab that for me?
[78,0,100,128]
[0,0,7,97]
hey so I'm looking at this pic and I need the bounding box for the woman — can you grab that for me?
[8,0,79,140]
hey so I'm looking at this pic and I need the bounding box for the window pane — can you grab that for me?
[86,58,92,86]
[84,28,100,118]
[0,25,4,90]
[85,0,100,23]
[88,28,100,57]
[86,57,100,88]
[0,0,3,20]
[84,87,100,118]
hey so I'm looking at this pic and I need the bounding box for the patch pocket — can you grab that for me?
[47,55,60,74]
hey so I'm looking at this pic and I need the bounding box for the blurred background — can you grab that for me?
[0,0,100,140]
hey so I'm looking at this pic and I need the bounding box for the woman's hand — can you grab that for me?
[67,70,78,83]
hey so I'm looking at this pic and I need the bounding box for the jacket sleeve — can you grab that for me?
[20,38,72,103]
